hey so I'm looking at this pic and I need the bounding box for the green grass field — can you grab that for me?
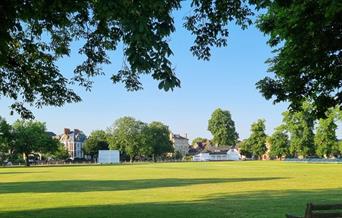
[0,161,341,218]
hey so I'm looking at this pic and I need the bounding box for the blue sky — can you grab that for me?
[0,5,292,141]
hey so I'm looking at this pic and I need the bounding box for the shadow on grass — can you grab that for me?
[0,177,285,194]
[0,171,48,175]
[0,188,341,218]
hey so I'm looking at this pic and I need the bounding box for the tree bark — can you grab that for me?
[24,153,30,166]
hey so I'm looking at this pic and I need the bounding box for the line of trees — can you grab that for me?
[239,103,342,159]
[84,117,174,163]
[0,116,176,166]
[2,103,341,166]
[204,106,342,160]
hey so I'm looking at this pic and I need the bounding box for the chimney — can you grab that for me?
[64,128,70,135]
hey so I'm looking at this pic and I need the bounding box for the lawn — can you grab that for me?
[0,161,341,218]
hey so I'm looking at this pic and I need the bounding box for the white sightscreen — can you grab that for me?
[98,150,120,164]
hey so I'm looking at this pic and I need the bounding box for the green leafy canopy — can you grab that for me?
[83,130,109,161]
[247,119,267,159]
[107,117,172,162]
[1,1,341,119]
[208,108,239,146]
[256,1,342,118]
[0,0,252,118]
[11,120,59,166]
[282,101,315,157]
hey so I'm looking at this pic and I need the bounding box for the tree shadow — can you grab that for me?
[0,177,285,194]
[0,188,341,218]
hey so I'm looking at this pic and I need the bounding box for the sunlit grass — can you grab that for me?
[0,161,341,218]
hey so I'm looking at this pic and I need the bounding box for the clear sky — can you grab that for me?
[1,4,293,141]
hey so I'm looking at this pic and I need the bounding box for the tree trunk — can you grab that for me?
[152,154,156,162]
[24,153,30,167]
[130,156,134,163]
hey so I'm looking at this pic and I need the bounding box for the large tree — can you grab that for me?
[256,1,342,118]
[143,121,173,162]
[208,108,239,146]
[314,107,341,158]
[247,119,267,159]
[83,130,109,161]
[11,120,59,166]
[0,0,252,118]
[108,117,147,162]
[283,101,315,157]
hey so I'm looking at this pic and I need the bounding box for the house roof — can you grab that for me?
[69,131,87,142]
[173,134,188,140]
[59,129,87,142]
[190,145,234,156]
[208,151,228,155]
[203,145,232,152]
[46,131,56,137]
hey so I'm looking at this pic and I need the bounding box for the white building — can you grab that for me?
[193,148,241,161]
[227,148,241,161]
[208,151,229,161]
[57,128,87,159]
[192,152,210,161]
[170,133,189,156]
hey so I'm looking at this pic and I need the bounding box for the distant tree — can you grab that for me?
[12,120,59,166]
[268,126,289,159]
[143,122,173,162]
[314,107,341,158]
[50,144,70,160]
[191,137,207,146]
[174,151,183,160]
[283,101,315,157]
[108,117,147,162]
[0,117,11,148]
[83,130,109,161]
[0,117,12,164]
[247,119,267,159]
[208,108,239,146]
[238,139,252,158]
